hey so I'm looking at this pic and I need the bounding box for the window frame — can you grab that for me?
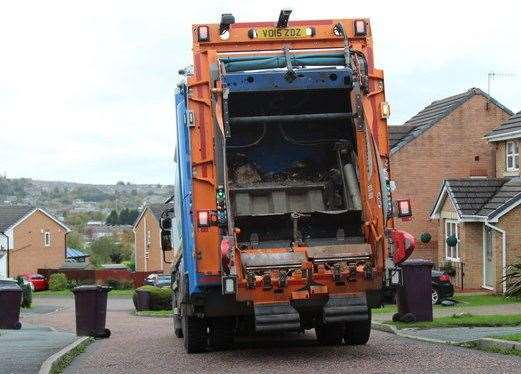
[445,219,460,261]
[44,231,51,247]
[506,141,519,172]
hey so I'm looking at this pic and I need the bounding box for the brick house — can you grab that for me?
[389,88,512,261]
[0,206,70,279]
[133,203,174,273]
[430,111,521,293]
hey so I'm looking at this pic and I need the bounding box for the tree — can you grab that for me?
[128,209,140,224]
[88,235,130,266]
[119,208,131,225]
[66,231,85,250]
[106,210,119,225]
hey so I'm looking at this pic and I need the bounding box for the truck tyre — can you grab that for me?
[183,315,207,353]
[344,310,371,345]
[174,315,183,338]
[315,323,345,345]
[172,291,183,338]
[210,317,235,350]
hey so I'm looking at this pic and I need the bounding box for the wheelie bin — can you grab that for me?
[72,285,111,338]
[394,259,433,322]
[0,282,23,329]
[133,288,150,311]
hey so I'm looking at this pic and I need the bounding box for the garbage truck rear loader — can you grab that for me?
[162,11,415,353]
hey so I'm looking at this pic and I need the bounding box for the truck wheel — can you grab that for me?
[174,316,183,338]
[172,291,183,338]
[315,323,344,345]
[183,315,207,353]
[344,311,371,345]
[210,317,235,350]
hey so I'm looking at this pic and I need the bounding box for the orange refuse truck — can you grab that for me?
[161,10,415,353]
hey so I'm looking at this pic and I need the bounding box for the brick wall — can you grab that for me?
[391,95,511,263]
[497,207,521,291]
[9,210,67,277]
[134,209,171,273]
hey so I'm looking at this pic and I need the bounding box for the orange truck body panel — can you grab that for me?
[187,17,393,304]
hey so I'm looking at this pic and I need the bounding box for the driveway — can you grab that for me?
[21,296,521,374]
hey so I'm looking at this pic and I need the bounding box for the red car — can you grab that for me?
[21,274,48,291]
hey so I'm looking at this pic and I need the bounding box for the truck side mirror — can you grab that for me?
[160,217,172,230]
[161,230,172,252]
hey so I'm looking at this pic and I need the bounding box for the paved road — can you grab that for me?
[24,297,521,374]
[0,325,76,374]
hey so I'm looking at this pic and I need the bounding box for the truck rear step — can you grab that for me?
[323,294,369,323]
[254,302,301,332]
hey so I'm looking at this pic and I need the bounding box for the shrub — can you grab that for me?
[123,259,136,272]
[105,279,134,290]
[134,285,172,310]
[49,273,68,291]
[106,279,121,290]
[16,276,32,308]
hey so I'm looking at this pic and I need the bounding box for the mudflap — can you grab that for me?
[254,302,301,332]
[323,294,369,323]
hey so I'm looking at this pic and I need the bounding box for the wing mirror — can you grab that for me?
[160,217,172,252]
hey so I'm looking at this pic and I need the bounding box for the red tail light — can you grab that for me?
[439,274,450,282]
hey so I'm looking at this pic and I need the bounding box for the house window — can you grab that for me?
[445,220,459,260]
[44,232,51,247]
[506,141,519,172]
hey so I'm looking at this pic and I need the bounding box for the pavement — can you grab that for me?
[0,324,77,374]
[400,326,521,344]
[17,296,521,374]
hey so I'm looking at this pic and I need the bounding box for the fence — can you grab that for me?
[38,268,163,288]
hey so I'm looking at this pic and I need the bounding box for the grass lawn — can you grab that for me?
[452,294,521,307]
[390,314,521,329]
[35,289,134,298]
[373,304,397,314]
[374,294,521,314]
[494,333,521,342]
[134,309,173,318]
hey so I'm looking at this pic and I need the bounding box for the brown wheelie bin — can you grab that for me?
[73,285,111,338]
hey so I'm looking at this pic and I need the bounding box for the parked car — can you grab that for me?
[431,270,454,304]
[21,273,48,291]
[383,269,454,305]
[144,273,159,286]
[153,275,171,288]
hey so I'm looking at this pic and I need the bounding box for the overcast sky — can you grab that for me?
[1,0,520,184]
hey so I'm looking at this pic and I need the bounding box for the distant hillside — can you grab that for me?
[0,177,174,217]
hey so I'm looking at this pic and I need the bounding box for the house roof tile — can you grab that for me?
[486,111,521,141]
[0,205,34,232]
[389,88,512,154]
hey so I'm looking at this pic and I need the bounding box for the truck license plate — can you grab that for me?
[256,27,308,39]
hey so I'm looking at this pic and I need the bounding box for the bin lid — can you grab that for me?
[400,259,433,267]
[73,285,112,293]
[0,282,22,291]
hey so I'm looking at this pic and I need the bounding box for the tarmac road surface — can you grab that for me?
[22,297,521,374]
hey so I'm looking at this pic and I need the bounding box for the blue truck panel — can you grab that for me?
[175,86,200,295]
[222,67,352,92]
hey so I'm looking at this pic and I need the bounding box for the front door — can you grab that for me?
[484,227,495,289]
